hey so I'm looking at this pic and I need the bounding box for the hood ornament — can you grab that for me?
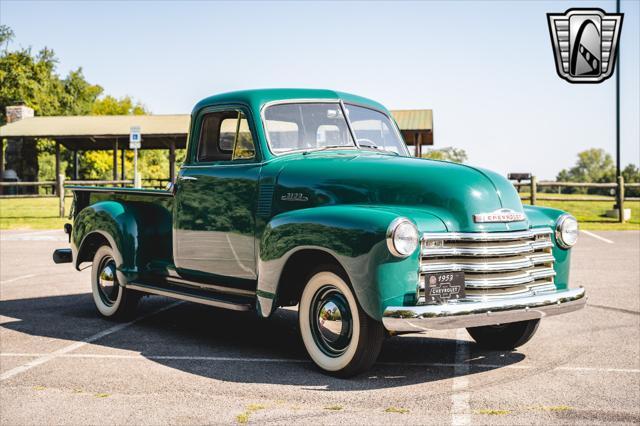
[474,208,526,223]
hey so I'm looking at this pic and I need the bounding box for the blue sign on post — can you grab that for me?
[129,126,141,149]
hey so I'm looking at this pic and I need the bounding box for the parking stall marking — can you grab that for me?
[451,329,471,425]
[0,230,67,242]
[0,274,36,285]
[2,352,638,374]
[580,230,614,244]
[0,301,183,382]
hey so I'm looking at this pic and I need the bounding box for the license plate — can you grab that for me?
[424,272,465,304]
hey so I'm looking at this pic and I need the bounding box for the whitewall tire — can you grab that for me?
[298,265,384,377]
[91,245,140,320]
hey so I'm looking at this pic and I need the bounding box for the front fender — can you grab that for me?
[257,205,446,320]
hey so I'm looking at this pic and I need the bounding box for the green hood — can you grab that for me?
[271,150,528,233]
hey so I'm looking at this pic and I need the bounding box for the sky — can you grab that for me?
[1,0,638,179]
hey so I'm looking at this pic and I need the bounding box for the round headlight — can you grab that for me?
[387,218,419,257]
[556,214,579,249]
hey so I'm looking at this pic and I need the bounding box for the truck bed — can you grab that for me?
[68,185,173,219]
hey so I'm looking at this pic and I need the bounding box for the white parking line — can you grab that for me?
[581,230,614,244]
[2,352,638,374]
[0,301,183,381]
[0,235,67,241]
[451,329,471,425]
[0,274,36,285]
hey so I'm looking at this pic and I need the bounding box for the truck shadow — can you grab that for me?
[0,293,526,390]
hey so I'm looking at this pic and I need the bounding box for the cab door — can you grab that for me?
[173,106,261,290]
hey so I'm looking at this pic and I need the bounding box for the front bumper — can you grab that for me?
[382,287,586,333]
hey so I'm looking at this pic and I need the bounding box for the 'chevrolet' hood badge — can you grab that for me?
[474,209,526,223]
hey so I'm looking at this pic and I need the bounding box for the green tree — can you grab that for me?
[91,95,146,116]
[555,148,623,195]
[0,26,103,124]
[421,147,468,163]
[77,96,149,180]
[1,26,172,185]
[622,163,640,197]
[556,148,616,183]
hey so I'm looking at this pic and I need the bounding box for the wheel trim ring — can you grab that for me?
[309,285,353,357]
[96,256,119,307]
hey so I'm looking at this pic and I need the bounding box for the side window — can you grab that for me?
[197,111,256,162]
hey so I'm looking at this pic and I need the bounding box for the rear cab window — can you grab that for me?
[197,110,256,162]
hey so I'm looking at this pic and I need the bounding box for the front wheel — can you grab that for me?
[467,319,540,350]
[91,245,141,320]
[298,265,385,377]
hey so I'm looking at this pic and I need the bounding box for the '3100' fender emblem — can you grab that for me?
[474,208,526,223]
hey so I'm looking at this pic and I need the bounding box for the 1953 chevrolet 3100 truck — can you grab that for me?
[53,89,586,377]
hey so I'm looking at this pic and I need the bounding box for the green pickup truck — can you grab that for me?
[53,89,586,377]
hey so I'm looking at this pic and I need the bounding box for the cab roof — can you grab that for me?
[192,88,389,115]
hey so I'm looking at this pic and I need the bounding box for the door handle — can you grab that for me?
[179,176,198,181]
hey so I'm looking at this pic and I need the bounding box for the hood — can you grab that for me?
[270,150,528,233]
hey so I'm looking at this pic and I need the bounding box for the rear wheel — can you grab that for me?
[298,265,385,377]
[91,245,140,320]
[467,319,540,350]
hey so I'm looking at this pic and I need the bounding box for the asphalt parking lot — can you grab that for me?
[1,229,638,425]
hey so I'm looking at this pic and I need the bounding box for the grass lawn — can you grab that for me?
[0,194,638,231]
[0,197,73,230]
[520,192,640,231]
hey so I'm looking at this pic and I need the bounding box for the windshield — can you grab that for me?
[264,103,355,154]
[344,104,409,156]
[263,102,409,156]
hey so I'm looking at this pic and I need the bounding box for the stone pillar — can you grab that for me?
[4,105,37,193]
[5,105,34,123]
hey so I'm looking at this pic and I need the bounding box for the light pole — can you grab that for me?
[615,0,621,179]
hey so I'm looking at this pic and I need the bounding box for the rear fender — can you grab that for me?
[72,201,140,285]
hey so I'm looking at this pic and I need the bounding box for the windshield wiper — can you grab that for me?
[302,145,352,155]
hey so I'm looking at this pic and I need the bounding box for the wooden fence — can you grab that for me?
[0,175,135,217]
[513,175,639,223]
[2,174,638,222]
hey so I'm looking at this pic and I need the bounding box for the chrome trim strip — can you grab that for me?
[340,99,360,150]
[422,227,552,242]
[422,240,553,257]
[463,268,556,288]
[128,283,252,312]
[419,281,557,303]
[419,267,556,289]
[65,186,172,196]
[463,283,558,301]
[383,287,586,332]
[420,253,554,273]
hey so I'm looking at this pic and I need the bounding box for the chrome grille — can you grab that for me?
[418,228,556,303]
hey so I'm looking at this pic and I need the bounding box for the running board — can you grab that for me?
[127,283,253,312]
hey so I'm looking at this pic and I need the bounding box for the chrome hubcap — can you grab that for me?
[310,286,352,357]
[97,256,119,306]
